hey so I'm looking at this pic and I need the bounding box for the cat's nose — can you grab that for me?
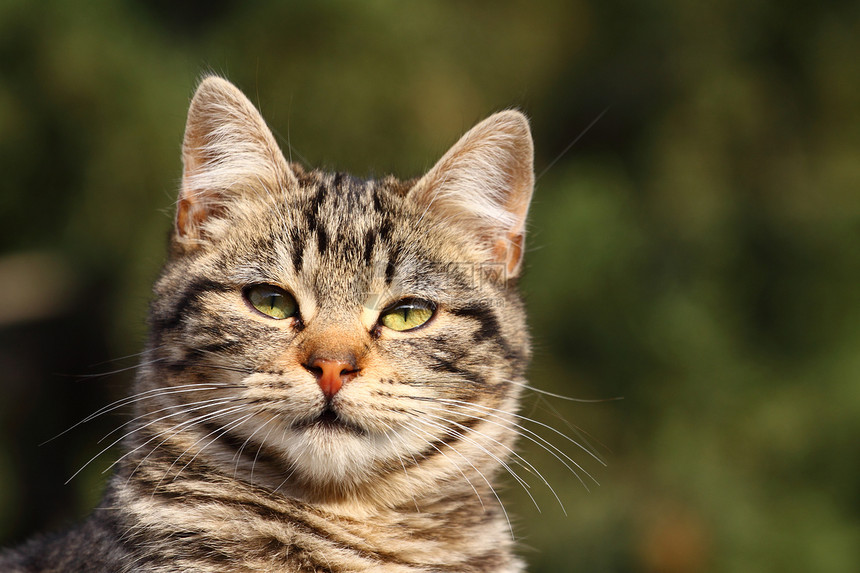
[304,357,358,398]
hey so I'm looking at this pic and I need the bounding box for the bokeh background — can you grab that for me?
[1,1,858,571]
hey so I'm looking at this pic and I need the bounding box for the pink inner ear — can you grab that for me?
[492,232,526,277]
[507,233,525,276]
[175,197,198,239]
[175,195,217,240]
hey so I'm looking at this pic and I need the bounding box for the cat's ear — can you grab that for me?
[176,76,297,245]
[409,111,534,277]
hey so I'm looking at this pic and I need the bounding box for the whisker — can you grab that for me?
[170,411,257,483]
[252,417,281,479]
[374,420,420,512]
[64,398,242,484]
[66,355,168,380]
[196,363,256,375]
[98,396,239,443]
[86,347,161,368]
[412,414,541,513]
[186,347,257,375]
[532,392,613,457]
[421,408,565,515]
[65,398,242,484]
[536,105,610,180]
[406,396,601,491]
[126,402,249,478]
[396,419,495,521]
[437,400,600,490]
[272,433,310,493]
[43,382,238,445]
[233,416,276,478]
[436,397,606,469]
[506,379,623,403]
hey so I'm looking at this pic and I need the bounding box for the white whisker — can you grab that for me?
[233,415,276,478]
[43,382,235,445]
[64,398,241,485]
[115,401,244,479]
[379,421,421,513]
[412,414,541,513]
[437,397,606,469]
[421,407,566,515]
[506,378,623,403]
[99,396,240,443]
[397,419,501,528]
[170,411,257,483]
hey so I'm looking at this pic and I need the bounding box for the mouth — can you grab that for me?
[296,405,366,435]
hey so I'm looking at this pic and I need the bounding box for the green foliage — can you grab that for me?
[1,0,858,570]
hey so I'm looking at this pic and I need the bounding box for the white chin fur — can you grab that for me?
[275,425,412,485]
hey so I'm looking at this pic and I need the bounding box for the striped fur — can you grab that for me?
[1,77,536,572]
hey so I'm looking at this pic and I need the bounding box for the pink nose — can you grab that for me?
[305,358,358,398]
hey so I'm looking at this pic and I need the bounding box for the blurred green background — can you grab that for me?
[1,0,858,571]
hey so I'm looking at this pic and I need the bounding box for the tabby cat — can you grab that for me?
[1,76,541,572]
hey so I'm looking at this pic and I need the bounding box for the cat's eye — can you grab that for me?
[379,299,436,332]
[245,285,298,320]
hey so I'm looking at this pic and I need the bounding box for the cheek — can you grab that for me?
[357,348,401,381]
[212,312,301,366]
[367,344,436,390]
[262,342,305,374]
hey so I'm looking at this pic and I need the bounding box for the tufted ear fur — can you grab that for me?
[175,76,296,247]
[409,110,534,277]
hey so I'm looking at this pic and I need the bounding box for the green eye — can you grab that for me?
[380,299,435,332]
[245,285,298,320]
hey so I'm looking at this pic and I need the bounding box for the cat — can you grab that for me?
[1,75,540,572]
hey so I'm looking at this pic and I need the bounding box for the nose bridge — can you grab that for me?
[300,310,366,363]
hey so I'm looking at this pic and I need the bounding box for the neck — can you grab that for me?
[107,452,523,572]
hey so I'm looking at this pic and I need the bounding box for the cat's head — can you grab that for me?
[142,76,535,505]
